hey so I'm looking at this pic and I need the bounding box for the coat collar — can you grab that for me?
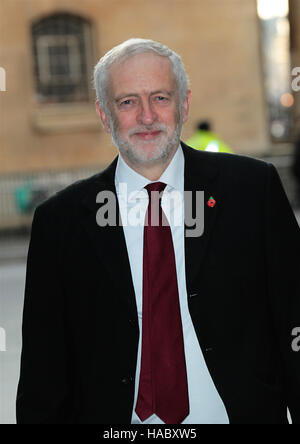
[81,142,219,210]
[80,155,139,318]
[181,142,222,293]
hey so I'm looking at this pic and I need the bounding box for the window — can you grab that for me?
[32,13,93,103]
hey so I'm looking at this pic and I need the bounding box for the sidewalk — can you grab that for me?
[0,236,29,264]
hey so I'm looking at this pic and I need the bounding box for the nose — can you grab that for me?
[137,98,157,126]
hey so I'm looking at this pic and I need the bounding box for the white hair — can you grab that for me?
[93,38,189,114]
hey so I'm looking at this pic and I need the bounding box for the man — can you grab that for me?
[186,120,234,153]
[17,39,300,424]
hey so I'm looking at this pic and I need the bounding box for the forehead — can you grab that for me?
[108,52,176,97]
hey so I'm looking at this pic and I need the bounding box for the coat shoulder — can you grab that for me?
[216,152,270,176]
[183,142,271,186]
[212,152,272,191]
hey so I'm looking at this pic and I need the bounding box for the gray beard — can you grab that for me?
[109,114,183,168]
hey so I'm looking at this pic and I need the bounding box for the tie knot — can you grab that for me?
[145,181,166,195]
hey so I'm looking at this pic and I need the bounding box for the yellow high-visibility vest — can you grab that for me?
[186,130,234,154]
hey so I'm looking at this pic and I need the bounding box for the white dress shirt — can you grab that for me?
[115,145,229,424]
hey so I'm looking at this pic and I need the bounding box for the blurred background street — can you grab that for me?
[0,260,25,424]
[1,0,300,424]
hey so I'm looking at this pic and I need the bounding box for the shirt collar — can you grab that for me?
[115,144,184,198]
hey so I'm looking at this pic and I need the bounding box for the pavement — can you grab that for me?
[0,262,26,424]
[0,232,29,423]
[0,237,29,264]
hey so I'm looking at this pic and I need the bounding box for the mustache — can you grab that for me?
[127,124,168,136]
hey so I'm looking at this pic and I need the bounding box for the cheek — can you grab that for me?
[154,106,173,123]
[162,109,179,129]
[114,111,137,134]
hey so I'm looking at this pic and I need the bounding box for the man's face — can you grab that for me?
[97,52,190,168]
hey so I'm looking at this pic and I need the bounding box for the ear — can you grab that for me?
[96,100,111,134]
[182,90,191,124]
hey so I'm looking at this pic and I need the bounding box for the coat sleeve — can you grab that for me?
[265,163,300,424]
[16,204,72,424]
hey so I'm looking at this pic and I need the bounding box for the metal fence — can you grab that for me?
[0,166,102,230]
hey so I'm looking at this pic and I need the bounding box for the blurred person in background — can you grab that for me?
[17,38,300,424]
[186,120,234,153]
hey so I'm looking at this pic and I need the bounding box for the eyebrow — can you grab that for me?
[114,90,175,103]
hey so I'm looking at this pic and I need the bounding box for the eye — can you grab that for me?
[117,97,138,109]
[153,95,170,105]
[120,99,133,106]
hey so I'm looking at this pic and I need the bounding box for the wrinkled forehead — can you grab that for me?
[111,48,173,70]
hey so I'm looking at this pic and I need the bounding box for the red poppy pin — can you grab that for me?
[207,196,216,208]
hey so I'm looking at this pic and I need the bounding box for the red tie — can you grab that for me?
[135,182,189,424]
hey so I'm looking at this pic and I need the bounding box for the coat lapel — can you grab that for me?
[182,142,224,292]
[80,157,138,318]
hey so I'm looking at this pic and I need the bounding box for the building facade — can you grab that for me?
[0,0,280,174]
